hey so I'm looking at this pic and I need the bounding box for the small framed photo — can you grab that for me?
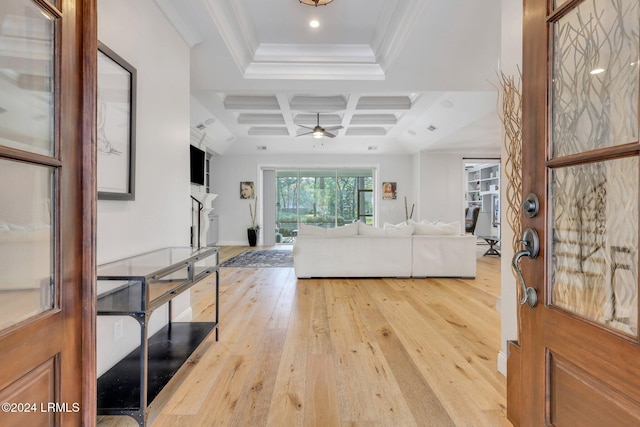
[382,182,397,200]
[240,181,255,199]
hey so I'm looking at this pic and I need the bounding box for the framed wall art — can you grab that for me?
[97,42,137,200]
[240,181,255,199]
[382,181,397,200]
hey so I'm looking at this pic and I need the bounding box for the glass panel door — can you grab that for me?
[549,0,639,336]
[0,0,57,331]
[299,170,337,228]
[275,169,375,241]
[0,1,56,156]
[0,159,54,330]
[276,171,299,242]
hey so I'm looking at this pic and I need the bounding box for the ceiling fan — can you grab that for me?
[297,113,343,139]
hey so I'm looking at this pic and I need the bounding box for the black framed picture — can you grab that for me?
[97,42,136,200]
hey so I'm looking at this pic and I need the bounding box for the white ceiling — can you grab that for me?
[156,0,503,156]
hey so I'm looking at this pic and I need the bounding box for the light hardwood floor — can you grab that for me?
[98,245,511,426]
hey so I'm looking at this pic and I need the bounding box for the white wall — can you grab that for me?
[419,152,466,225]
[498,0,523,376]
[211,154,414,245]
[97,0,191,376]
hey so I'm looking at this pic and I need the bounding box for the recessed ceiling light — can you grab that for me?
[407,129,416,136]
[309,20,320,28]
[590,68,605,75]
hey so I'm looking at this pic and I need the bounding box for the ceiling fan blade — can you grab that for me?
[323,131,336,138]
[298,125,314,130]
[296,131,313,137]
[324,126,343,131]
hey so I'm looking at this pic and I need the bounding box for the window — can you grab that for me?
[275,169,374,242]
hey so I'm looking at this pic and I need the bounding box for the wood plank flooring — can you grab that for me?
[98,245,510,426]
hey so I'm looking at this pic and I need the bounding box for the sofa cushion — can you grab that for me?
[383,222,415,235]
[413,221,460,235]
[358,222,387,235]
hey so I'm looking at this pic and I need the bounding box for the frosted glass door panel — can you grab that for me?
[551,0,639,158]
[0,158,55,330]
[550,157,638,336]
[0,0,56,156]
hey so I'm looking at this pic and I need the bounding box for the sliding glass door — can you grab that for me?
[275,169,374,242]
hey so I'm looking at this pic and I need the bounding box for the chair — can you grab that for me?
[465,206,480,234]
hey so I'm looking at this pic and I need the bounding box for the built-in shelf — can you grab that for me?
[465,163,500,237]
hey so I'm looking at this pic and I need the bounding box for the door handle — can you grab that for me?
[511,228,539,308]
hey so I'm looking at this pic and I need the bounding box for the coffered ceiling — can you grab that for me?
[156,0,503,155]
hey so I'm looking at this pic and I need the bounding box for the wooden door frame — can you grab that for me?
[518,0,549,424]
[77,0,98,424]
[508,0,550,424]
[511,0,640,425]
[57,0,98,426]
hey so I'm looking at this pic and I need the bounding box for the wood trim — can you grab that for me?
[32,0,63,19]
[546,142,640,168]
[80,0,98,425]
[0,146,62,167]
[520,0,549,424]
[507,341,522,426]
[547,0,585,22]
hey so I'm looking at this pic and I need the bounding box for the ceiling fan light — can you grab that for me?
[299,0,334,7]
[313,130,324,138]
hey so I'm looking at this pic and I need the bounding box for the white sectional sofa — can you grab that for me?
[293,221,476,279]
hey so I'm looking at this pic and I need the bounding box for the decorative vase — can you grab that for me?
[247,228,258,246]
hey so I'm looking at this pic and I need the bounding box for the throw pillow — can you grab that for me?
[358,222,386,235]
[383,222,415,235]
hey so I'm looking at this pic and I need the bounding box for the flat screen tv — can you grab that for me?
[190,145,205,185]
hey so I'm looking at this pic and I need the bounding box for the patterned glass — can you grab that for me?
[0,158,55,330]
[551,0,639,158]
[0,0,56,156]
[551,157,638,336]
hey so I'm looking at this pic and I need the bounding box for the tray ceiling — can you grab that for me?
[156,0,504,155]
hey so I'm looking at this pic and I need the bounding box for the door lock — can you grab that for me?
[511,228,539,308]
[522,193,540,218]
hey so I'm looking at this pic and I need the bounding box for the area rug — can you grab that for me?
[220,250,294,268]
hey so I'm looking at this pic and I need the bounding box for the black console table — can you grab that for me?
[96,247,219,426]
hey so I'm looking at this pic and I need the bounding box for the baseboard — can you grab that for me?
[497,351,507,377]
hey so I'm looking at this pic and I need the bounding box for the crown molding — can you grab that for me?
[244,62,384,80]
[200,0,394,80]
[370,0,428,71]
[254,43,376,63]
[154,0,202,48]
[203,0,258,72]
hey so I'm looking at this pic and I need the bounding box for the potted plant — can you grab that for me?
[247,196,260,246]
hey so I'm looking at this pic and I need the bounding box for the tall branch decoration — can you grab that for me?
[404,196,415,223]
[495,71,523,261]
